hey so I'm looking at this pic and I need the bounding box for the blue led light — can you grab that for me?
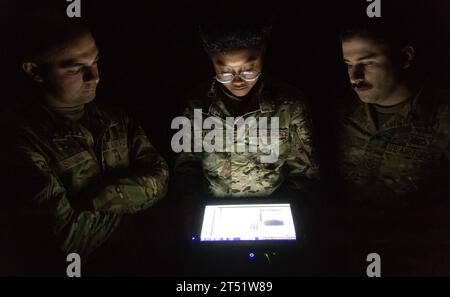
[191,236,196,241]
[249,252,255,259]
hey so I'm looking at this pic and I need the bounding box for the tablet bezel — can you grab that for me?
[191,198,304,248]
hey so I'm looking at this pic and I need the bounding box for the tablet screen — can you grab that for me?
[199,203,297,242]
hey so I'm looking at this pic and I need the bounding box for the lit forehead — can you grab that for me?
[55,33,98,62]
[342,37,384,60]
[213,48,260,68]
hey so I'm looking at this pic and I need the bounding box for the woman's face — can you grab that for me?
[211,48,263,97]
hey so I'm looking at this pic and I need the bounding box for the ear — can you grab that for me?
[401,46,415,69]
[22,62,44,83]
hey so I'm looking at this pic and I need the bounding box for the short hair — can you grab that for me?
[339,17,414,53]
[199,16,272,56]
[19,15,91,63]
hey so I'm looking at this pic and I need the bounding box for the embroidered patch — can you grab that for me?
[385,143,428,160]
[104,139,127,150]
[58,151,92,171]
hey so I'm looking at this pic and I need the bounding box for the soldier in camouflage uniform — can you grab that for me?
[7,18,168,259]
[175,77,318,198]
[339,88,450,202]
[174,17,319,201]
[337,20,450,275]
[330,16,450,277]
[338,20,450,203]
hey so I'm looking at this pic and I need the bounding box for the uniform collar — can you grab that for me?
[350,86,427,134]
[26,101,116,138]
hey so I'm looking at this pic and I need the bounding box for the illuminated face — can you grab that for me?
[342,37,402,105]
[39,33,100,108]
[211,48,263,97]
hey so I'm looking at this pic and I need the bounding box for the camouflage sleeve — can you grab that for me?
[15,140,121,257]
[92,118,169,214]
[284,100,320,192]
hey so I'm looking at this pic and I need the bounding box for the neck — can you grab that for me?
[50,104,86,122]
[44,93,86,109]
[51,104,85,111]
[221,85,245,102]
[376,80,416,107]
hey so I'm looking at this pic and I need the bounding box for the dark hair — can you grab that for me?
[339,18,414,53]
[19,15,91,63]
[199,16,272,56]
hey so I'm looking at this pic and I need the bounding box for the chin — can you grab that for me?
[83,91,97,102]
[231,90,250,97]
[356,92,377,104]
[359,97,374,103]
[73,95,95,106]
[229,85,254,97]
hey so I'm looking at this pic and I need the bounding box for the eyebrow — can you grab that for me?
[60,53,99,68]
[344,52,378,62]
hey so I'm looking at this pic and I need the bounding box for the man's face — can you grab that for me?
[342,37,401,105]
[211,48,263,97]
[39,33,100,108]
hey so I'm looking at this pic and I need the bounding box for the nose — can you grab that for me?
[231,74,245,85]
[83,65,100,84]
[349,64,365,84]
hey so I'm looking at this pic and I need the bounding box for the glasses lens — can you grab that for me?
[240,71,260,81]
[216,73,234,83]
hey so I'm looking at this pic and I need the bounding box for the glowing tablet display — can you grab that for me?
[200,204,296,242]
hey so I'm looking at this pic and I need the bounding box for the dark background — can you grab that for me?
[0,0,449,276]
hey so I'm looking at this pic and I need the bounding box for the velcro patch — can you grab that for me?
[104,138,127,150]
[57,151,92,171]
[385,143,428,160]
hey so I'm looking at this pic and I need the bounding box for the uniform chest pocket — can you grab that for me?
[246,128,289,148]
[382,142,438,185]
[52,137,90,162]
[272,128,290,157]
[56,150,95,172]
[384,129,436,162]
[103,138,129,167]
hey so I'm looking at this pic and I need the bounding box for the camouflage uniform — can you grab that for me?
[174,76,319,199]
[338,87,450,202]
[9,103,169,256]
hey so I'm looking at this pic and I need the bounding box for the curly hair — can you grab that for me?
[199,16,272,56]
